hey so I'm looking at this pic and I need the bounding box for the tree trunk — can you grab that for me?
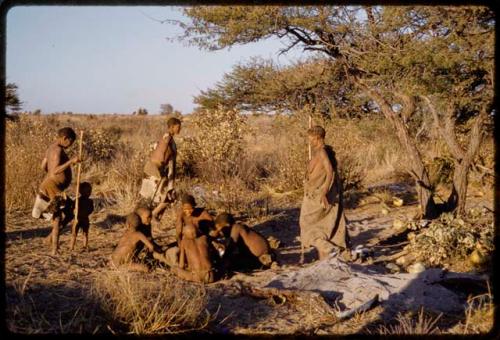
[448,160,469,215]
[422,96,487,217]
[359,85,438,218]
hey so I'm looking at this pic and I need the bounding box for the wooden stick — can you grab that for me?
[71,131,84,249]
[308,114,312,161]
[301,115,313,265]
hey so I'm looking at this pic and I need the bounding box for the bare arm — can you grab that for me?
[175,208,183,241]
[41,157,48,171]
[178,240,186,269]
[49,147,77,175]
[136,232,155,252]
[162,134,172,162]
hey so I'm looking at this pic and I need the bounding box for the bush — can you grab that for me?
[181,107,247,181]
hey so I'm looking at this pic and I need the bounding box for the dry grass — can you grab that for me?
[5,112,494,335]
[377,308,443,335]
[91,270,211,334]
[451,283,495,334]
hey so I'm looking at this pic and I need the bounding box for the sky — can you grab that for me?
[7,6,303,114]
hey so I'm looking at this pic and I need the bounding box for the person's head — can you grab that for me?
[126,212,141,231]
[79,182,92,198]
[181,194,196,216]
[215,212,234,231]
[57,127,77,148]
[183,223,197,240]
[307,125,326,147]
[135,207,152,225]
[167,117,182,135]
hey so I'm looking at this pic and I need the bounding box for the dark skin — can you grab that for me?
[211,221,272,269]
[42,135,82,255]
[135,207,162,253]
[150,124,181,219]
[171,224,215,283]
[175,203,214,242]
[110,221,166,272]
[69,188,94,251]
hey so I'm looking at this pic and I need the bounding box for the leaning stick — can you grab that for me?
[71,131,84,246]
[300,115,313,265]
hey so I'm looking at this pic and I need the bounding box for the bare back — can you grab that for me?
[231,223,270,257]
[150,133,176,166]
[111,230,154,266]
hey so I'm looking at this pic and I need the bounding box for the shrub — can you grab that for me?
[182,107,247,181]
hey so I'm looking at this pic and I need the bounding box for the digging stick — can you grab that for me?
[71,130,84,250]
[149,176,166,208]
[300,115,313,264]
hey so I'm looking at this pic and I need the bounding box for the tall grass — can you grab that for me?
[91,271,210,334]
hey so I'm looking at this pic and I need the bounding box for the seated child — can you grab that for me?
[212,213,275,271]
[170,223,217,284]
[70,182,94,251]
[175,194,214,241]
[110,212,166,272]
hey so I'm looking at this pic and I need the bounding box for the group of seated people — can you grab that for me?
[110,193,276,283]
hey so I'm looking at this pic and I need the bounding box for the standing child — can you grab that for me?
[32,127,82,255]
[70,182,94,251]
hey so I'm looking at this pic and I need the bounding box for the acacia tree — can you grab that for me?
[175,5,494,218]
[195,57,370,118]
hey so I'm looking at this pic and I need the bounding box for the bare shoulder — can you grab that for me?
[233,222,246,231]
[47,142,62,155]
[200,209,213,220]
[162,133,172,144]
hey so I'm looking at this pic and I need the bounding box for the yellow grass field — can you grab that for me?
[4,112,494,335]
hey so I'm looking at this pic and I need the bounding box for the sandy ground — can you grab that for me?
[4,182,493,334]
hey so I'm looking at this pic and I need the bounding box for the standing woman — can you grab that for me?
[299,125,350,261]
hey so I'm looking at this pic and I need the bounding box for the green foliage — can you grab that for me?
[195,57,368,118]
[6,83,22,113]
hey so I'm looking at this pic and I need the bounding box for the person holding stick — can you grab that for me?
[69,130,86,251]
[32,127,82,255]
[299,125,351,262]
[139,117,181,221]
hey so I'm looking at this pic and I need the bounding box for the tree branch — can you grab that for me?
[421,95,465,160]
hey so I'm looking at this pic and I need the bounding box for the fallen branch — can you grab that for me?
[372,249,409,264]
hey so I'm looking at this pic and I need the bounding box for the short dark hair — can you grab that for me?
[57,127,76,141]
[181,193,196,206]
[215,212,234,227]
[307,125,326,139]
[167,117,181,128]
[135,207,151,218]
[126,213,141,229]
[79,182,92,196]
